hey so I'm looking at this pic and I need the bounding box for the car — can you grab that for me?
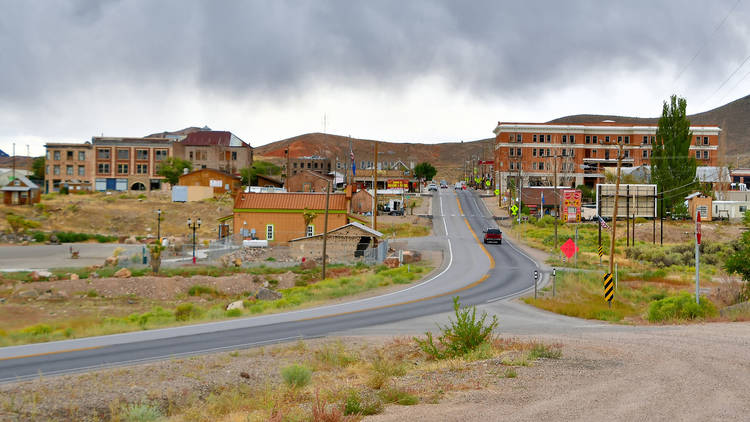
[428,183,438,192]
[454,182,463,190]
[483,228,502,244]
[440,182,448,189]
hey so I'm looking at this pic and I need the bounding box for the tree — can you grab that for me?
[157,157,192,186]
[302,208,316,237]
[31,157,45,180]
[5,213,40,238]
[651,95,697,213]
[149,243,165,274]
[413,162,437,182]
[724,211,750,302]
[240,161,281,185]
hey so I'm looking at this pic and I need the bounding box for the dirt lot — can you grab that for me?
[1,322,747,421]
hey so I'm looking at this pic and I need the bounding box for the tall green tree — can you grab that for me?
[157,157,193,186]
[413,162,437,182]
[31,157,45,180]
[724,211,750,302]
[651,95,697,213]
[240,161,281,185]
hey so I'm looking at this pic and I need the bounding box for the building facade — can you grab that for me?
[44,142,94,192]
[285,170,332,192]
[289,156,331,176]
[181,130,253,176]
[493,122,721,195]
[91,137,175,191]
[178,168,242,196]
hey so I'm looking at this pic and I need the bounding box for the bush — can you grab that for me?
[528,343,562,359]
[378,388,419,405]
[647,292,717,322]
[22,324,52,336]
[187,285,218,296]
[344,390,383,416]
[225,308,242,317]
[280,364,312,389]
[121,402,163,422]
[175,303,202,321]
[414,296,498,360]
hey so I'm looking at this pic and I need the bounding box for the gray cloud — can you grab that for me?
[1,0,748,118]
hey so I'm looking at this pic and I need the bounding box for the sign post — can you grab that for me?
[552,268,557,297]
[695,211,701,304]
[533,270,539,300]
[603,272,614,307]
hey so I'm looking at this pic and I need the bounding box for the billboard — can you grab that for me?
[596,184,657,218]
[562,189,582,222]
[387,179,408,189]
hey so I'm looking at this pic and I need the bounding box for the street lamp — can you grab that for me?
[156,209,162,241]
[187,217,201,264]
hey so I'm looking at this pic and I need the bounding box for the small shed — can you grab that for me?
[351,188,374,214]
[686,192,712,221]
[285,170,332,192]
[288,222,383,262]
[1,175,40,205]
[256,174,284,188]
[178,168,242,196]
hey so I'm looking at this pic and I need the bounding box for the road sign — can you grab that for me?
[511,204,519,216]
[696,211,702,245]
[494,189,500,195]
[597,245,604,257]
[485,180,491,187]
[603,273,614,302]
[560,238,579,259]
[534,270,539,280]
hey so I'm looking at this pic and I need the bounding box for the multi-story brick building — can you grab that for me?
[44,142,94,192]
[181,130,252,176]
[289,156,331,176]
[90,136,175,191]
[493,122,721,194]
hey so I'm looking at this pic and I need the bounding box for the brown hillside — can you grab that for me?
[548,94,750,163]
[0,156,35,171]
[254,133,494,182]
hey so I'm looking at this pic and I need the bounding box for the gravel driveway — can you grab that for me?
[368,322,750,421]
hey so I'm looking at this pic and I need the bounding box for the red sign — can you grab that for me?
[560,238,579,259]
[478,160,494,165]
[696,211,701,244]
[387,179,408,189]
[562,189,582,223]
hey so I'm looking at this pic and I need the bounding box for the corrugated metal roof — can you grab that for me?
[183,131,249,147]
[1,175,38,191]
[234,192,347,210]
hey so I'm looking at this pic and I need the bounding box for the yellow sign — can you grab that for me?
[494,189,500,195]
[597,245,604,257]
[603,273,614,302]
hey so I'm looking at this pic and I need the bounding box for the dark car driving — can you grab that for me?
[483,228,502,244]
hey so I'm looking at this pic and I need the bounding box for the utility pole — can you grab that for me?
[609,142,625,280]
[660,194,664,245]
[626,184,630,247]
[554,150,559,259]
[373,141,378,231]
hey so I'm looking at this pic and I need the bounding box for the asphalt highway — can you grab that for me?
[0,189,539,382]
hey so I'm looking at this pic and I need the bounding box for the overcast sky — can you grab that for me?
[2,0,750,156]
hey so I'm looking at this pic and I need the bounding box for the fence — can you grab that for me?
[364,239,389,264]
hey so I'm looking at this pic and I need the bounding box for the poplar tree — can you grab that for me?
[651,95,697,212]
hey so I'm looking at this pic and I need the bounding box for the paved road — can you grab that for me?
[0,243,143,271]
[0,189,586,382]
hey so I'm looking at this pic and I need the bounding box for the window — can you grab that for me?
[606,136,610,143]
[46,165,49,175]
[643,150,648,158]
[137,164,148,174]
[266,224,274,240]
[570,148,575,157]
[306,225,314,237]
[562,149,567,157]
[533,134,537,143]
[54,151,61,160]
[136,149,148,160]
[53,165,60,175]
[703,150,709,159]
[232,151,237,160]
[546,148,551,156]
[97,148,110,160]
[651,136,655,143]
[117,149,129,160]
[508,134,514,142]
[189,151,194,160]
[67,151,73,160]
[624,150,630,158]
[307,162,311,168]
[617,136,622,144]
[625,136,630,144]
[46,151,50,160]
[510,148,514,157]
[643,136,649,145]
[570,135,575,143]
[585,135,591,144]
[532,148,537,157]
[592,149,597,157]
[546,135,551,143]
[78,165,85,176]
[516,134,522,142]
[97,163,110,174]
[314,162,318,169]
[510,162,514,170]
[66,165,73,175]
[117,163,129,174]
[78,151,86,161]
[703,136,709,145]
[696,136,701,145]
[593,136,598,144]
[532,162,537,170]
[155,149,168,161]
[516,148,522,156]
[562,135,567,143]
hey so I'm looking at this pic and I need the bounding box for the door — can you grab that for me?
[106,178,117,190]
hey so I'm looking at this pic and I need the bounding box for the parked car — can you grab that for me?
[483,228,502,244]
[428,183,438,192]
[454,182,463,190]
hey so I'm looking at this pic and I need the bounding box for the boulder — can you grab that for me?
[38,270,53,279]
[114,268,132,278]
[49,234,60,244]
[255,287,282,301]
[384,256,400,268]
[70,273,80,281]
[104,256,118,267]
[233,257,242,267]
[226,300,244,311]
[29,271,40,281]
[17,289,39,299]
[124,236,138,245]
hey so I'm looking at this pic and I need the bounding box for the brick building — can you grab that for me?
[285,170,332,192]
[44,142,94,192]
[493,122,721,195]
[289,156,331,176]
[181,130,253,176]
[91,136,175,191]
[288,222,383,262]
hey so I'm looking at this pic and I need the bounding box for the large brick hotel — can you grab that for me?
[492,121,721,194]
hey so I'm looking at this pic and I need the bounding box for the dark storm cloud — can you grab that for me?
[1,0,748,105]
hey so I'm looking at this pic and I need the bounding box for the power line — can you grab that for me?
[702,51,750,107]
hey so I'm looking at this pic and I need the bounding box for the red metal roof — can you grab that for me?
[234,192,347,210]
[183,131,234,146]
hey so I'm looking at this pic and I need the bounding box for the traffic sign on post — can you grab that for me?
[494,189,500,196]
[696,211,702,245]
[533,270,539,299]
[511,204,519,216]
[560,238,579,259]
[603,273,614,303]
[597,245,604,257]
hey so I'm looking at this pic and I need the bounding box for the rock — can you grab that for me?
[38,270,53,279]
[124,236,138,245]
[219,255,230,267]
[30,271,40,281]
[49,234,59,244]
[300,258,317,270]
[255,287,282,301]
[70,273,80,281]
[226,300,244,311]
[114,268,132,278]
[233,258,242,267]
[48,274,58,281]
[21,240,29,246]
[89,272,100,279]
[240,371,250,379]
[104,256,118,267]
[384,256,400,268]
[17,289,39,299]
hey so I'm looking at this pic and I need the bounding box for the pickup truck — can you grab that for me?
[483,228,502,244]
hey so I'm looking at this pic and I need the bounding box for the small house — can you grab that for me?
[256,174,284,188]
[178,168,242,196]
[1,175,41,206]
[685,192,712,221]
[288,222,383,262]
[351,188,373,214]
[285,170,332,193]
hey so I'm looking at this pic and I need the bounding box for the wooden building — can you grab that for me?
[178,168,242,196]
[256,174,283,188]
[351,188,374,214]
[1,175,41,205]
[285,170,332,193]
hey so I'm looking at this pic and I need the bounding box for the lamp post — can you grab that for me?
[156,209,161,241]
[187,217,201,264]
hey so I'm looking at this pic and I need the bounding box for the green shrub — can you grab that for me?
[137,194,147,200]
[29,230,47,242]
[187,285,218,296]
[344,390,383,416]
[414,296,498,360]
[280,364,312,389]
[528,343,562,360]
[647,292,717,322]
[378,388,419,405]
[22,324,52,336]
[175,303,202,321]
[86,289,98,298]
[121,402,163,422]
[225,308,242,317]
